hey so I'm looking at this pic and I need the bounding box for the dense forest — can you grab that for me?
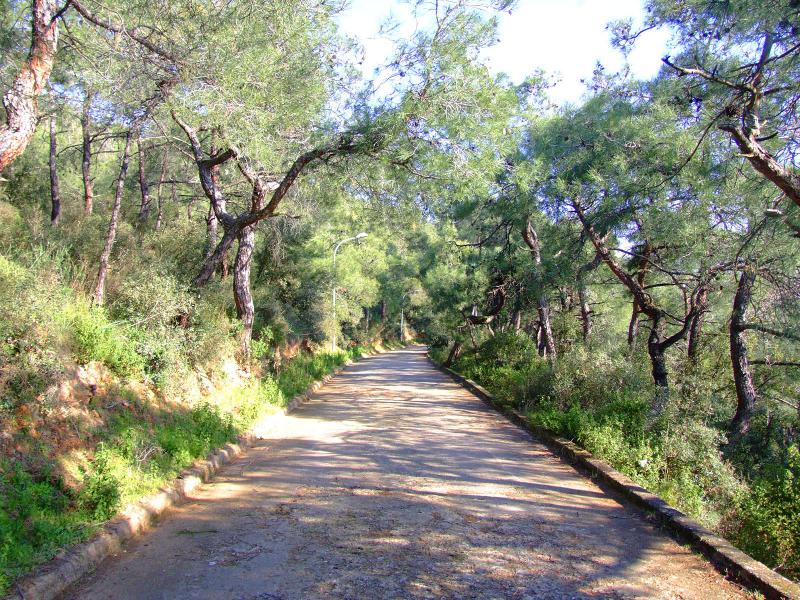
[0,0,798,592]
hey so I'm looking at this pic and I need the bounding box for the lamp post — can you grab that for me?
[331,232,368,351]
[399,291,408,344]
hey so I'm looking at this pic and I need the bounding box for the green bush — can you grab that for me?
[1,366,49,413]
[69,306,145,377]
[190,403,236,449]
[0,239,365,594]
[182,288,237,369]
[427,345,448,365]
[250,338,270,361]
[731,445,800,579]
[129,327,188,390]
[0,463,91,591]
[111,266,194,328]
[456,333,554,405]
[0,202,27,251]
[78,447,122,521]
[232,377,284,426]
[277,348,358,400]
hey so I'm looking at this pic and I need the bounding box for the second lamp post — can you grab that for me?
[331,232,368,351]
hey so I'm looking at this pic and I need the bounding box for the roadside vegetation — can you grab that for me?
[431,335,799,578]
[0,237,376,591]
[0,0,798,590]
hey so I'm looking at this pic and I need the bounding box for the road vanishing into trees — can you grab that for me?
[63,347,746,599]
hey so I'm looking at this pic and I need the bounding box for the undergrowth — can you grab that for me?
[0,348,360,592]
[0,250,372,592]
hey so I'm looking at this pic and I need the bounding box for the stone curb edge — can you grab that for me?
[433,358,800,600]
[9,346,393,600]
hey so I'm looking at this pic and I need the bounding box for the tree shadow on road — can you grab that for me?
[64,347,744,600]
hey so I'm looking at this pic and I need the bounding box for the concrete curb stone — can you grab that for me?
[433,358,800,600]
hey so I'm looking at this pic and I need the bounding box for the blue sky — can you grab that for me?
[337,0,671,105]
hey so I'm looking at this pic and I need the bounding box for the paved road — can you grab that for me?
[64,346,746,599]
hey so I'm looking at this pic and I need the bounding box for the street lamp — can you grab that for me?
[400,291,409,344]
[331,232,368,351]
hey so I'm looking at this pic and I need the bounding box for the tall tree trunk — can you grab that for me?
[627,301,640,350]
[205,204,217,258]
[537,298,556,358]
[511,308,522,332]
[93,130,134,306]
[687,284,713,362]
[81,91,94,214]
[443,341,462,368]
[687,313,703,361]
[154,152,167,231]
[48,114,60,226]
[220,248,230,279]
[729,268,758,437]
[578,285,592,343]
[647,315,670,417]
[647,323,669,388]
[628,241,651,351]
[380,299,387,321]
[137,134,151,224]
[0,0,58,172]
[233,224,256,359]
[192,227,237,288]
[687,310,705,362]
[522,219,556,361]
[577,254,600,345]
[574,201,674,401]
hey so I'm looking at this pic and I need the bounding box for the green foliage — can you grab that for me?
[457,333,547,403]
[0,341,350,593]
[2,0,798,587]
[730,445,800,579]
[0,201,25,250]
[230,377,284,427]
[0,463,93,592]
[441,326,799,577]
[277,347,363,400]
[111,266,194,328]
[69,306,145,378]
[182,289,238,371]
[78,447,122,521]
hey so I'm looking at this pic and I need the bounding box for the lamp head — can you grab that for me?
[355,232,368,240]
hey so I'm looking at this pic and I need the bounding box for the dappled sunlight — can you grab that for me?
[66,347,746,599]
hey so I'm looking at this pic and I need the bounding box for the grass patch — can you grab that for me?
[276,346,366,400]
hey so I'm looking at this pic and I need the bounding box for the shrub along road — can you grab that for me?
[62,347,746,599]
